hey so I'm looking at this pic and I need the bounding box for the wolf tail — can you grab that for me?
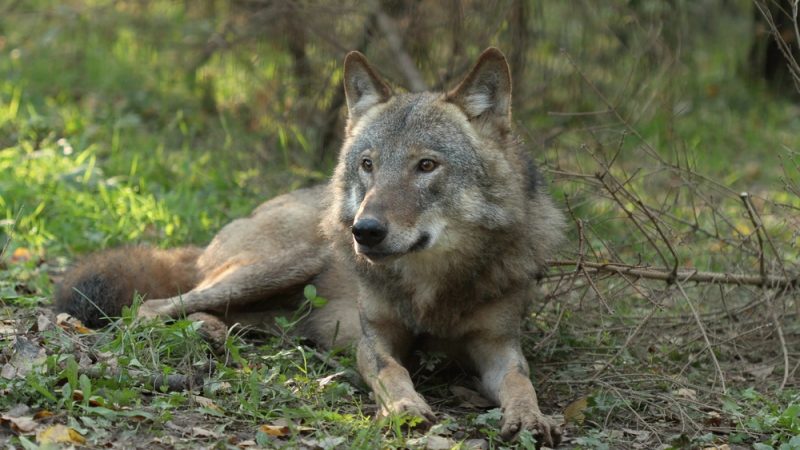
[54,246,202,328]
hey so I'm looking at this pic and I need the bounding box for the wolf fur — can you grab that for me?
[54,48,565,445]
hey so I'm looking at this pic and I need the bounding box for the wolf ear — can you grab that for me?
[446,48,512,124]
[343,51,393,121]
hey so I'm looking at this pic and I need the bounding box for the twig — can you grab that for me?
[740,192,792,390]
[740,192,767,285]
[589,304,659,381]
[675,281,727,393]
[546,260,799,289]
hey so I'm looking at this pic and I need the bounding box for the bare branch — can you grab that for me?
[546,260,799,290]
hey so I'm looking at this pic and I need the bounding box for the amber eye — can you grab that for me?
[361,158,373,172]
[418,159,437,172]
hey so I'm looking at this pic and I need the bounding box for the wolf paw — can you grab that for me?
[500,407,563,447]
[186,312,228,354]
[136,303,161,320]
[136,299,171,320]
[379,395,436,425]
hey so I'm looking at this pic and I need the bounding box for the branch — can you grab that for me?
[545,260,799,290]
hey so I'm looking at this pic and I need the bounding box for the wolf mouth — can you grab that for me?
[358,233,431,261]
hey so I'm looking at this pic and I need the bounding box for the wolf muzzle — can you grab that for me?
[352,218,388,247]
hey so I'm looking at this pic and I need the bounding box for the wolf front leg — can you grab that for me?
[357,316,435,424]
[468,336,563,447]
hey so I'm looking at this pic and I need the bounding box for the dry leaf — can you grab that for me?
[745,364,775,381]
[704,411,723,427]
[317,371,345,388]
[564,396,589,424]
[36,315,53,332]
[623,428,651,442]
[0,320,16,335]
[1,414,38,434]
[238,439,257,447]
[192,426,222,438]
[192,394,222,412]
[1,364,16,379]
[463,438,489,450]
[450,386,493,408]
[37,424,86,445]
[259,423,290,437]
[33,410,54,420]
[71,390,103,407]
[425,435,455,450]
[672,388,697,401]
[56,313,92,334]
[6,337,46,379]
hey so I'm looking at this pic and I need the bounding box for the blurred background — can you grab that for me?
[1,0,798,251]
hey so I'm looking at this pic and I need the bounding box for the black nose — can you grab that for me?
[352,218,388,247]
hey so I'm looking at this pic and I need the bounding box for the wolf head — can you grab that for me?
[325,48,545,264]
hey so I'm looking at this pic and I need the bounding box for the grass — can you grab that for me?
[2,1,800,449]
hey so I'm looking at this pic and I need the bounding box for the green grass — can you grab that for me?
[2,1,800,449]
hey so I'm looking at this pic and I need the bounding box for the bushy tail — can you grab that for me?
[54,246,202,327]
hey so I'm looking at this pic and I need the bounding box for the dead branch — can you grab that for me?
[546,260,799,290]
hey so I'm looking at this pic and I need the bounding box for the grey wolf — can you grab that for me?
[55,48,565,446]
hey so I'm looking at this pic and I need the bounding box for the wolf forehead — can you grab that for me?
[346,92,479,158]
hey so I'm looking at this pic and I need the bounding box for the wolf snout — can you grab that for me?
[352,218,388,247]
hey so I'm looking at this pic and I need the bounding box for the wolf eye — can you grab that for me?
[418,159,437,172]
[361,158,373,172]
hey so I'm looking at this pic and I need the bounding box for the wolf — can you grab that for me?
[55,48,565,446]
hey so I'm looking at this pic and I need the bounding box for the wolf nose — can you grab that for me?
[352,218,388,247]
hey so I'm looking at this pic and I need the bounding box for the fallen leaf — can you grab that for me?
[56,313,92,334]
[238,439,256,447]
[463,438,489,450]
[317,436,346,449]
[7,405,31,417]
[192,395,222,412]
[623,428,651,442]
[425,435,455,450]
[37,425,86,445]
[36,315,53,332]
[0,319,16,335]
[192,426,222,438]
[745,364,775,381]
[71,390,85,402]
[259,424,290,437]
[317,371,345,388]
[1,364,16,379]
[564,396,589,424]
[5,337,46,379]
[450,386,493,408]
[33,410,54,420]
[71,390,104,407]
[1,414,38,434]
[672,388,697,401]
